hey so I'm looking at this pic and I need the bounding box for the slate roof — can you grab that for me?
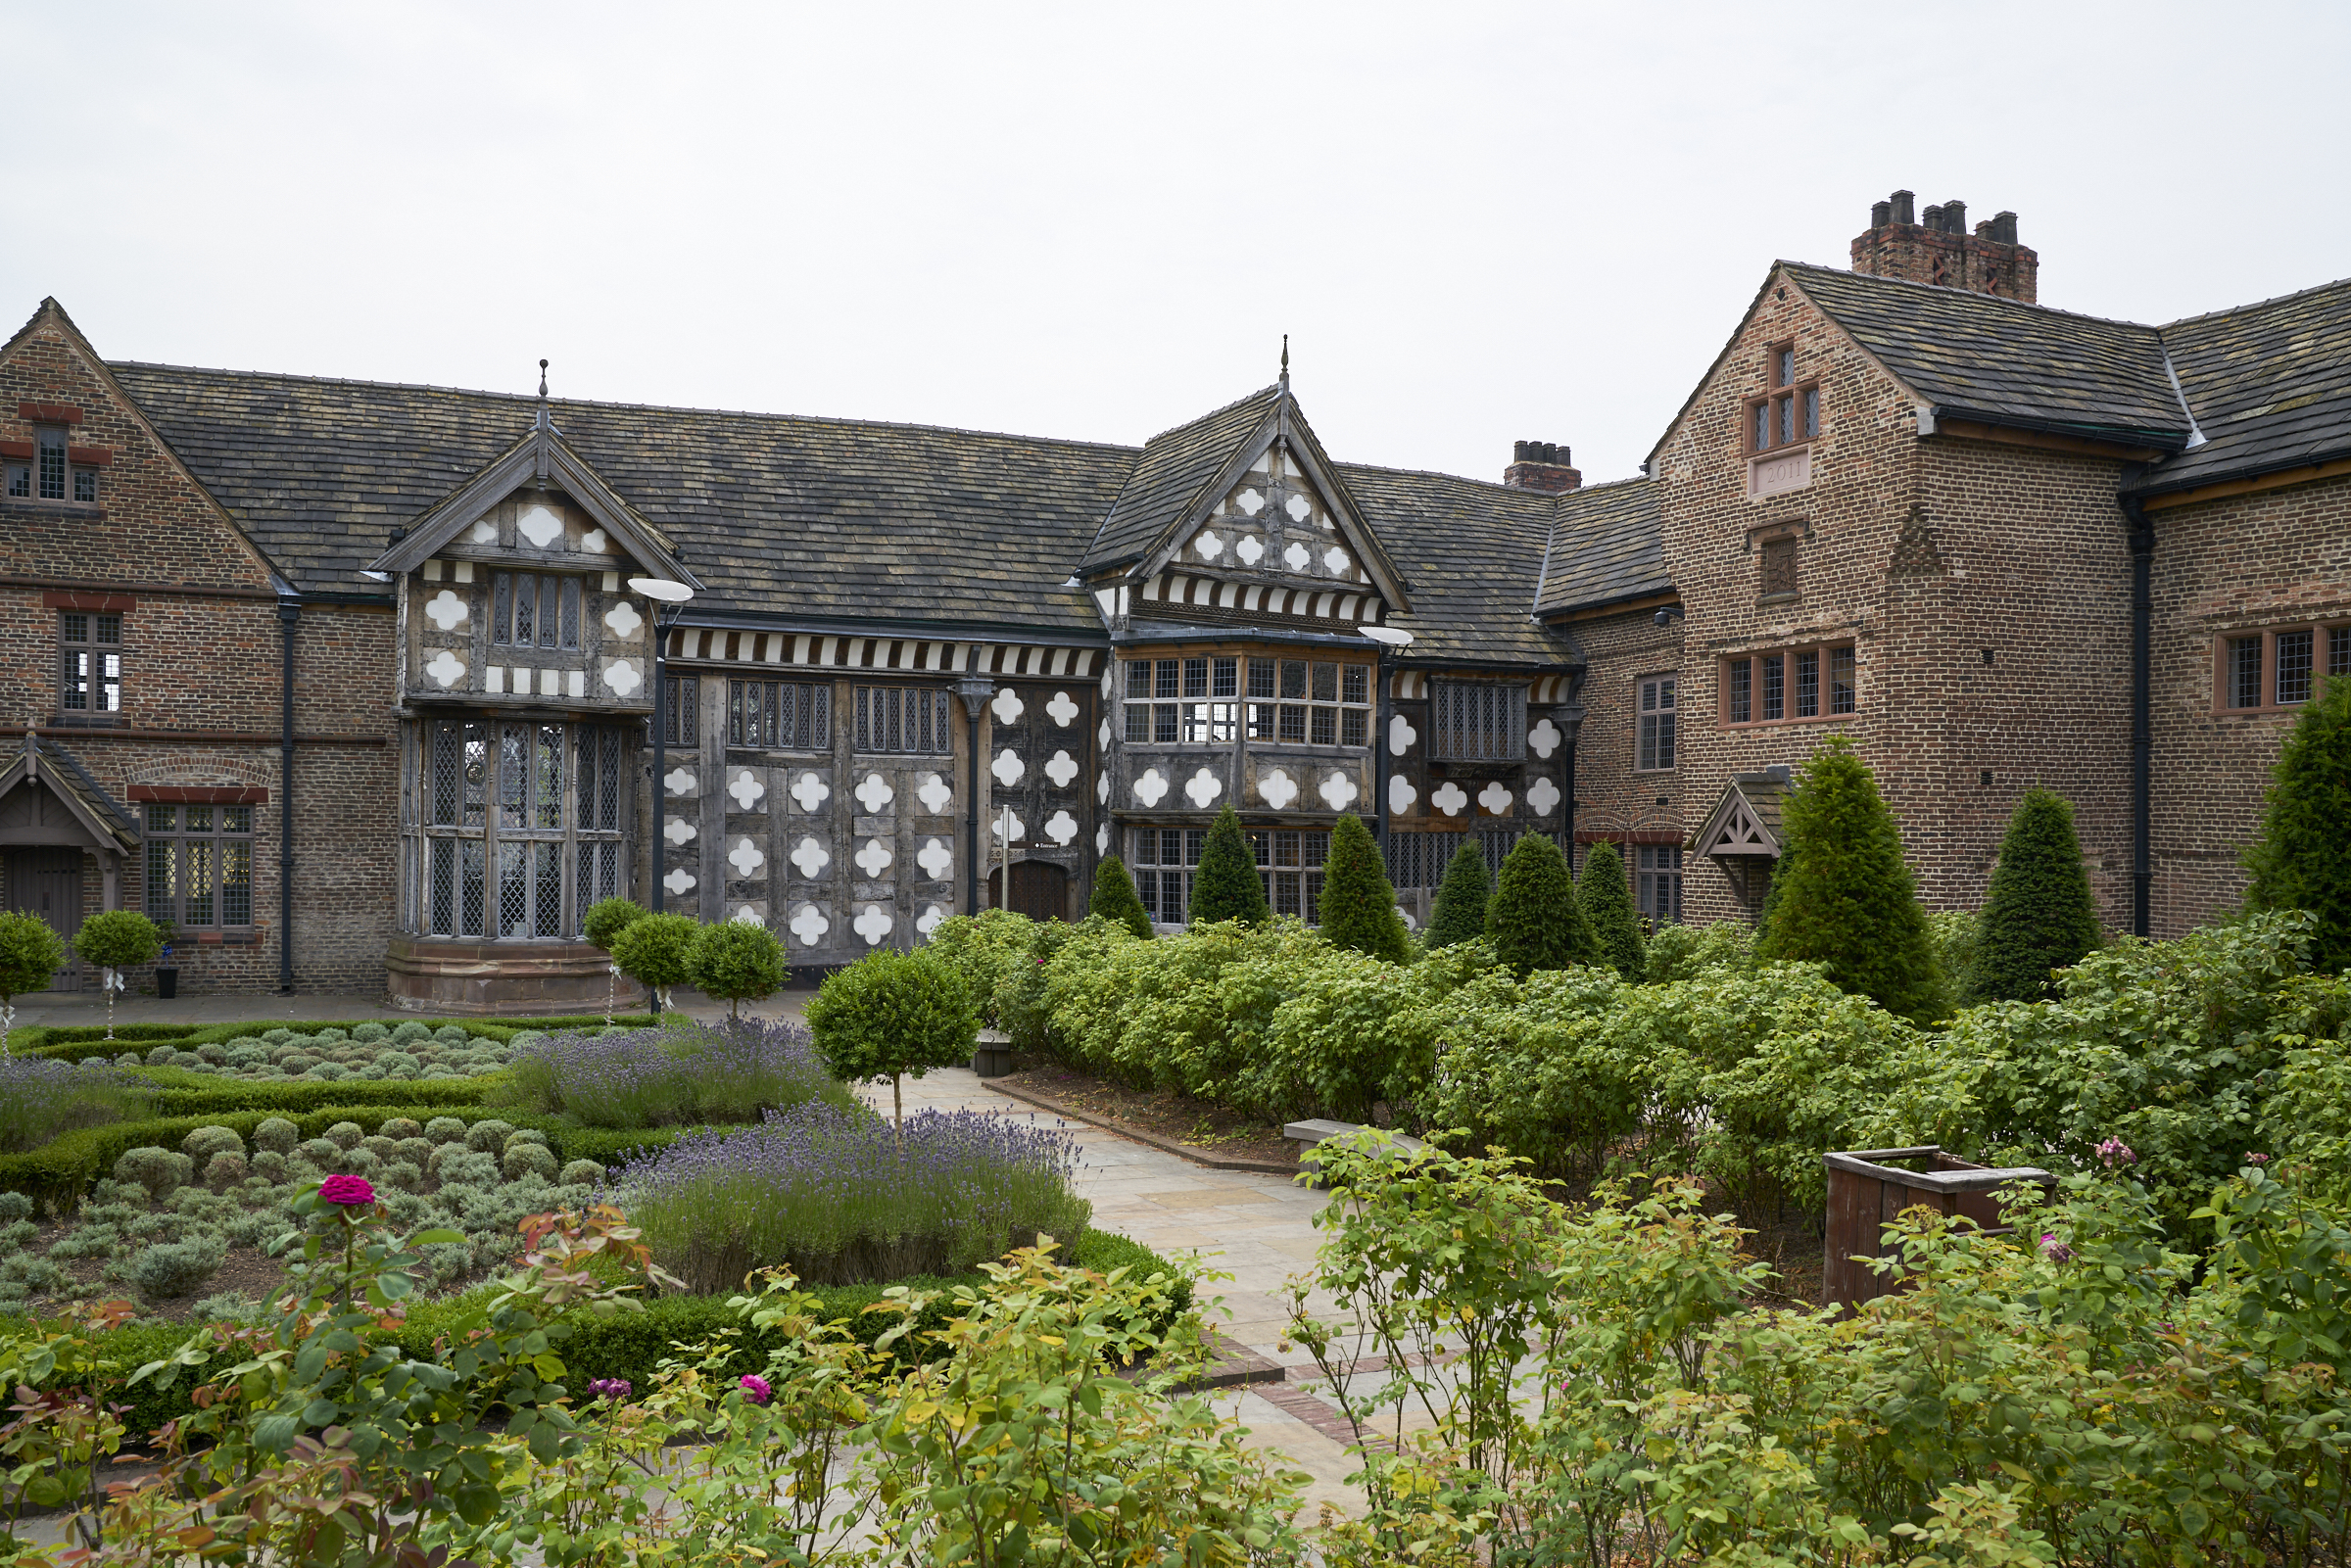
[1534,478,1665,616]
[0,736,141,852]
[1079,386,1280,575]
[1785,263,2192,450]
[2136,276,2351,496]
[1335,465,1568,666]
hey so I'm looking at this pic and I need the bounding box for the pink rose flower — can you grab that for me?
[318,1173,376,1207]
[739,1374,772,1406]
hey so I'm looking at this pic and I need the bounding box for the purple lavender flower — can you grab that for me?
[509,1017,848,1129]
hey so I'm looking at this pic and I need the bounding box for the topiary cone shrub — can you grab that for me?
[1755,738,1944,1024]
[1971,787,2104,1003]
[1088,855,1155,939]
[1317,814,1414,963]
[0,911,66,1055]
[582,896,648,1022]
[2244,671,2351,973]
[1487,832,1595,977]
[1578,840,1647,981]
[609,913,698,1015]
[1424,840,1490,951]
[72,910,163,1041]
[1188,806,1268,927]
[805,947,978,1133]
[688,918,788,1019]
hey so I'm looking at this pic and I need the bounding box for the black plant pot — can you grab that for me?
[154,967,178,1000]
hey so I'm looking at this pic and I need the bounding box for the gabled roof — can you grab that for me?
[1534,477,1665,617]
[1080,386,1280,576]
[1334,465,1565,666]
[1693,768,1790,859]
[2135,276,2351,497]
[0,734,141,854]
[1784,263,2192,451]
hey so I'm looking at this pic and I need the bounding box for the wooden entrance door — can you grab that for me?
[987,861,1069,922]
[3,847,84,992]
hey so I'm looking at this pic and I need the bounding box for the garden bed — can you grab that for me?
[990,1064,1302,1169]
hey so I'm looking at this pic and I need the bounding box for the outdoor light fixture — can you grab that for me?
[358,569,394,583]
[637,576,697,1017]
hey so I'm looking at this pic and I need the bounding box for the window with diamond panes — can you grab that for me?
[662,677,698,746]
[490,572,581,650]
[852,687,951,753]
[730,680,831,749]
[1428,683,1524,760]
[143,803,255,928]
[58,613,122,723]
[408,719,629,940]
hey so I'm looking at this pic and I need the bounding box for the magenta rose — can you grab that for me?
[739,1374,772,1406]
[318,1173,377,1207]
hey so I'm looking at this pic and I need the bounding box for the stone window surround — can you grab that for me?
[2211,618,2351,717]
[1721,640,1859,728]
[1744,340,1821,458]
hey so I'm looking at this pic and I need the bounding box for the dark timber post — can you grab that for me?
[2122,494,2155,938]
[276,599,299,993]
[955,671,994,917]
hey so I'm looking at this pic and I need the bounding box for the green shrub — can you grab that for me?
[390,1021,432,1046]
[609,913,699,1010]
[72,909,164,972]
[463,1118,515,1155]
[252,1117,298,1155]
[1187,805,1268,927]
[582,895,648,950]
[180,1124,243,1163]
[993,918,1107,1056]
[1577,839,1646,980]
[1487,832,1594,977]
[1424,841,1490,951]
[425,1117,468,1145]
[686,918,787,1018]
[925,910,1039,1028]
[0,911,67,1049]
[1971,787,2104,1002]
[202,1151,249,1192]
[1754,738,1945,1024]
[805,947,977,1127]
[1317,813,1414,964]
[377,1116,422,1141]
[113,1146,192,1200]
[2244,672,2351,973]
[559,1158,605,1186]
[502,1142,559,1181]
[1642,920,1754,982]
[1087,855,1154,939]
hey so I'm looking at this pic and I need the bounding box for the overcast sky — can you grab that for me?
[10,1,2347,489]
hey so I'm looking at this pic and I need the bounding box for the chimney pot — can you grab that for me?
[1512,440,1530,462]
[1871,199,1892,227]
[1922,203,1944,230]
[1991,210,2018,245]
[1891,189,1915,224]
[1943,199,1966,234]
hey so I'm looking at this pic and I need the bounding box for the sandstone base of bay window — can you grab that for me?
[385,938,644,1016]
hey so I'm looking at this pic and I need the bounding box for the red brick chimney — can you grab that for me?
[1504,440,1581,493]
[1851,190,2038,304]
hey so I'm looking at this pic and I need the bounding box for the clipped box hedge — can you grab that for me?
[22,1014,659,1064]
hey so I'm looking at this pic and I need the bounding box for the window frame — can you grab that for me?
[405,719,630,941]
[488,571,583,651]
[1721,641,1858,729]
[1426,682,1527,761]
[1743,343,1822,458]
[2213,621,2351,716]
[1124,655,1370,749]
[1636,675,1677,772]
[143,802,257,931]
[850,685,953,755]
[1634,843,1685,927]
[729,679,832,750]
[57,611,123,724]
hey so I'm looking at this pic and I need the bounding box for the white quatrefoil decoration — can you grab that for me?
[917,836,953,879]
[1396,906,1417,931]
[1194,531,1223,559]
[1286,494,1313,523]
[855,837,893,879]
[665,767,696,798]
[916,903,947,938]
[1045,690,1080,728]
[469,519,498,545]
[1527,777,1561,817]
[516,503,564,548]
[424,649,466,689]
[1389,713,1417,756]
[663,816,696,846]
[663,867,696,896]
[990,687,1025,724]
[1528,717,1562,760]
[1235,487,1265,516]
[1323,546,1351,574]
[1235,535,1265,566]
[602,600,643,640]
[790,835,830,878]
[1388,775,1417,815]
[1319,771,1360,810]
[1100,667,1114,697]
[1095,823,1111,855]
[1044,809,1079,845]
[424,590,468,631]
[1095,773,1109,804]
[792,772,830,812]
[727,770,766,810]
[854,905,893,946]
[790,904,829,947]
[1184,768,1223,808]
[1133,768,1169,807]
[916,773,952,815]
[732,905,763,926]
[1044,750,1079,788]
[1283,542,1312,572]
[600,658,642,696]
[728,837,765,878]
[1258,768,1298,810]
[991,749,1025,786]
[1097,717,1112,748]
[991,810,1026,842]
[1478,781,1514,815]
[855,772,894,813]
[1431,781,1469,817]
[580,528,608,554]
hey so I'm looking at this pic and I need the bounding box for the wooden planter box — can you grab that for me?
[1823,1146,2054,1312]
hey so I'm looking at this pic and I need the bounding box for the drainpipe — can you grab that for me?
[277,599,299,993]
[2120,492,2155,938]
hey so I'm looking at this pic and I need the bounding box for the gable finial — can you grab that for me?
[538,358,549,400]
[1279,334,1289,393]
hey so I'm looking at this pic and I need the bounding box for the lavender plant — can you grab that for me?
[620,1103,1091,1290]
[503,1017,855,1129]
[0,1057,156,1155]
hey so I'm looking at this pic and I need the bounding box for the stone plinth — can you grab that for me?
[384,937,643,1016]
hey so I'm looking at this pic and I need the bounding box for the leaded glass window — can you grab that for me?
[142,802,255,928]
[406,718,630,939]
[1427,684,1524,760]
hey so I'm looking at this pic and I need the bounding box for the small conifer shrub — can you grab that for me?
[1578,840,1647,981]
[1187,806,1269,927]
[2243,673,2351,973]
[1317,814,1414,963]
[1970,787,2103,1003]
[1424,841,1491,951]
[1088,855,1155,939]
[1486,832,1596,977]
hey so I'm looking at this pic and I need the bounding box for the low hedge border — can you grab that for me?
[22,1015,660,1064]
[12,1228,1190,1440]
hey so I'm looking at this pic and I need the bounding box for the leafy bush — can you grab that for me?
[1641,918,1753,982]
[1971,786,2104,1002]
[179,1124,243,1164]
[126,1237,225,1301]
[924,909,1039,1029]
[805,947,976,1127]
[1487,832,1594,976]
[2245,668,2351,972]
[1186,804,1267,927]
[111,1146,193,1201]
[1424,840,1490,950]
[0,910,66,1048]
[622,1103,1091,1292]
[1087,854,1155,939]
[1317,813,1414,964]
[581,895,647,950]
[1576,839,1645,980]
[0,1056,154,1154]
[70,909,163,973]
[609,912,700,1010]
[503,1016,850,1129]
[687,917,787,1017]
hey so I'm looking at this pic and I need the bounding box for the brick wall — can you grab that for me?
[1561,605,1683,862]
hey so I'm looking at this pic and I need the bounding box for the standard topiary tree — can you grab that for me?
[1486,832,1596,977]
[1754,738,1944,1024]
[1317,814,1415,963]
[1578,840,1647,981]
[1088,855,1155,940]
[582,895,648,1023]
[608,912,699,1015]
[2244,673,2351,974]
[805,947,978,1132]
[72,909,163,1041]
[687,918,788,1019]
[1188,805,1269,927]
[1424,841,1491,951]
[1970,787,2103,1003]
[0,911,65,1055]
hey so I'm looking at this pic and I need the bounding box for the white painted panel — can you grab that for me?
[485,665,504,694]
